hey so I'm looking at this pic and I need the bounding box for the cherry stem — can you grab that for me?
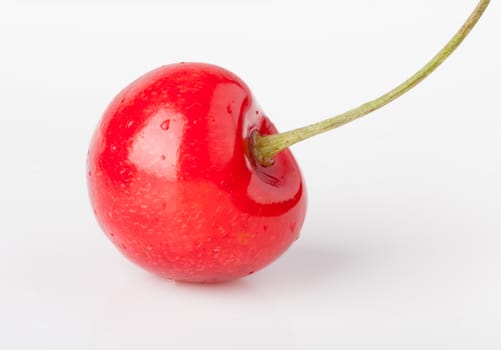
[252,0,490,166]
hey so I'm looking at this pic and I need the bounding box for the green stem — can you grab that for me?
[253,0,490,166]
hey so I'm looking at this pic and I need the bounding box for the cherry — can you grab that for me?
[87,1,489,283]
[87,63,307,282]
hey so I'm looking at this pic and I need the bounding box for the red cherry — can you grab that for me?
[87,1,488,283]
[87,63,307,283]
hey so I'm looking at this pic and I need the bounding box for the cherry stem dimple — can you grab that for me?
[252,0,490,166]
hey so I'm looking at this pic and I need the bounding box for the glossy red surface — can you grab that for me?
[87,63,307,282]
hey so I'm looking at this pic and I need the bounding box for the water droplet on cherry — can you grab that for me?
[160,119,170,130]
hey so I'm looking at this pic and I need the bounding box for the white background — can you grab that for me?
[1,0,500,349]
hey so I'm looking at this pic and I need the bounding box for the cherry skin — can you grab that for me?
[87,63,307,283]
